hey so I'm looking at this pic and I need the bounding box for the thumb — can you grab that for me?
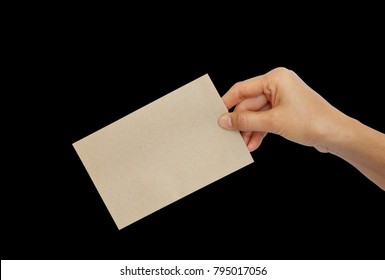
[218,110,275,132]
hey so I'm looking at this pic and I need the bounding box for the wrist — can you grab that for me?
[313,110,356,155]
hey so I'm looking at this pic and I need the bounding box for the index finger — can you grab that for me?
[222,74,266,110]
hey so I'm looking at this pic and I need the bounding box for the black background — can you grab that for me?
[4,8,385,260]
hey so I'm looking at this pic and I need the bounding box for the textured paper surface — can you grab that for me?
[73,74,253,229]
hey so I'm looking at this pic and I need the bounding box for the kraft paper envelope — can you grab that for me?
[73,74,253,229]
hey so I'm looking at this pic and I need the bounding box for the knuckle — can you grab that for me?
[232,82,243,97]
[233,113,249,130]
[269,67,298,89]
[273,67,296,80]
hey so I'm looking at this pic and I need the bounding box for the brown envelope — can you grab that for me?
[73,74,253,229]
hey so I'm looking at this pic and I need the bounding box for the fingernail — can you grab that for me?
[218,114,232,129]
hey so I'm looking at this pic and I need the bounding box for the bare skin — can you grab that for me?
[218,67,385,191]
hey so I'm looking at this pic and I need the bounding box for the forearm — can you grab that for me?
[326,115,385,191]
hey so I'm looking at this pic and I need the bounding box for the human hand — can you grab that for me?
[218,67,346,152]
